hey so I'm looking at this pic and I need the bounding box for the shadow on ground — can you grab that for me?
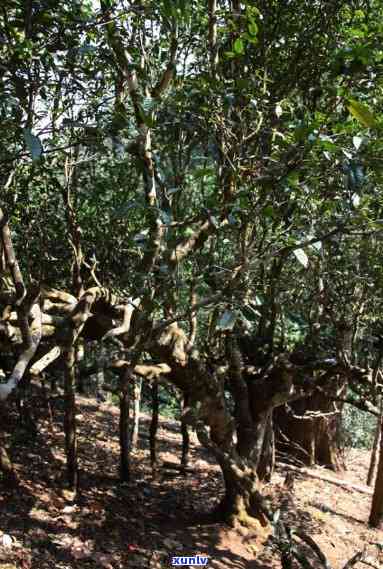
[0,391,328,568]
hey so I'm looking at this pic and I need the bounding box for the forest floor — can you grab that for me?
[0,394,382,569]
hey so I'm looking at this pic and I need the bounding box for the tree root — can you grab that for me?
[230,508,262,529]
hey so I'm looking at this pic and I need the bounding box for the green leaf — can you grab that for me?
[347,99,377,128]
[138,107,155,128]
[241,305,261,321]
[233,38,245,55]
[319,139,338,152]
[293,248,309,268]
[236,78,250,90]
[23,128,43,160]
[244,32,258,45]
[263,205,275,218]
[194,167,214,179]
[216,309,237,331]
[248,21,258,36]
[287,171,300,187]
[162,0,176,18]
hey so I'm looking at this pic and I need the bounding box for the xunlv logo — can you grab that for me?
[171,556,209,566]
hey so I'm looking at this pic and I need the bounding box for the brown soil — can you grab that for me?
[0,395,382,568]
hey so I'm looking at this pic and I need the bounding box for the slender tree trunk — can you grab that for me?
[131,377,142,451]
[369,412,383,528]
[366,359,382,487]
[95,344,107,401]
[64,345,78,489]
[96,364,104,394]
[367,397,382,486]
[76,340,85,394]
[119,369,131,482]
[181,395,190,471]
[208,0,218,75]
[41,373,55,433]
[50,372,58,394]
[257,412,275,481]
[16,380,37,436]
[150,381,159,468]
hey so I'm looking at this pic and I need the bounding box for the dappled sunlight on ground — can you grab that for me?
[0,395,382,568]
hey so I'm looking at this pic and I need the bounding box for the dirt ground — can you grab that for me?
[0,394,382,568]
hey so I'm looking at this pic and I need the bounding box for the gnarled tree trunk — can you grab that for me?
[216,458,270,535]
[275,390,344,471]
[195,415,271,535]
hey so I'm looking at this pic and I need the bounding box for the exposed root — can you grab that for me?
[230,508,262,529]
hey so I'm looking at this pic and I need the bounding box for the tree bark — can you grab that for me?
[275,391,344,471]
[215,457,270,543]
[16,378,37,436]
[369,413,383,527]
[181,395,190,471]
[119,368,131,482]
[150,381,159,468]
[95,344,108,401]
[64,344,78,489]
[76,340,85,394]
[257,412,275,481]
[367,397,382,486]
[131,377,142,451]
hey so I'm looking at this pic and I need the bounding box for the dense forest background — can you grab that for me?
[1,1,383,567]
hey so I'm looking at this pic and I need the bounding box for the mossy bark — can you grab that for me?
[216,459,270,543]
